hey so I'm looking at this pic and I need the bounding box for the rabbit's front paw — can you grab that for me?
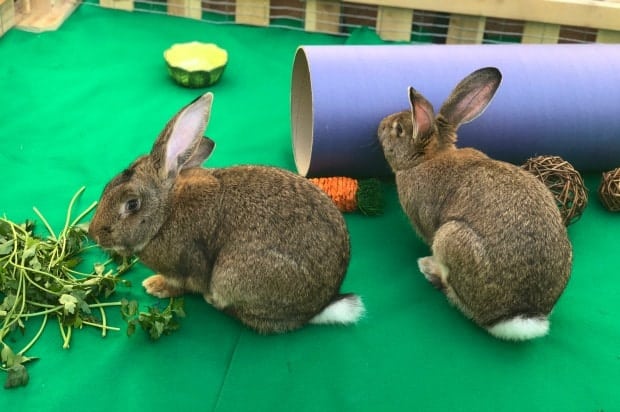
[142,274,184,298]
[418,256,447,290]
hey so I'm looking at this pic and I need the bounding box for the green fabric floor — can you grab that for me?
[1,5,620,411]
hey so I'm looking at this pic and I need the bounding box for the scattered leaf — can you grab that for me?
[59,294,78,315]
[0,239,13,255]
[1,344,15,367]
[4,364,29,389]
[123,298,185,340]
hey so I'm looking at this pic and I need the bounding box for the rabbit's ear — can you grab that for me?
[439,67,501,128]
[183,136,215,169]
[409,86,435,139]
[151,93,214,179]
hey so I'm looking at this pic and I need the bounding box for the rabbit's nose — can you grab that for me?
[88,221,108,244]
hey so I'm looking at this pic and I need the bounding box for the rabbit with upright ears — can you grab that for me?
[378,67,572,341]
[89,93,364,334]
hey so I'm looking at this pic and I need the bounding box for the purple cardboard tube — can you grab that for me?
[291,44,620,177]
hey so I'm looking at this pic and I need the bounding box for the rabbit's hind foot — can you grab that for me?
[418,256,448,291]
[142,274,185,298]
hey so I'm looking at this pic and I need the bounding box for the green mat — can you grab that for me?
[1,5,619,411]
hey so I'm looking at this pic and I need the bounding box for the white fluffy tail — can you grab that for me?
[487,316,550,341]
[309,295,365,325]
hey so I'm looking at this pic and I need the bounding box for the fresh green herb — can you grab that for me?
[1,344,32,389]
[121,297,186,340]
[0,187,184,389]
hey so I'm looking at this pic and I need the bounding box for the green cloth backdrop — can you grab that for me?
[1,5,619,411]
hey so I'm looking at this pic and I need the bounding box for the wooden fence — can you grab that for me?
[3,0,620,43]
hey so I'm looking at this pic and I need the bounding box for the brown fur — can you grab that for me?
[89,93,358,334]
[377,68,572,333]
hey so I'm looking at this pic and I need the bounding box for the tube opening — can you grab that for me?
[291,47,313,177]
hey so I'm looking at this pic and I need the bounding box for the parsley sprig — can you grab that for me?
[0,187,185,389]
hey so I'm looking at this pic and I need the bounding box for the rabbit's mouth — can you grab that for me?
[91,232,147,257]
[111,240,148,257]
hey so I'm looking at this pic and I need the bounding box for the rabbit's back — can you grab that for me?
[209,165,350,264]
[397,149,572,326]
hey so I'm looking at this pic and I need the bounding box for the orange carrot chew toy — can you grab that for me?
[309,177,383,216]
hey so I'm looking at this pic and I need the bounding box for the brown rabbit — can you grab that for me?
[89,93,364,334]
[378,67,572,340]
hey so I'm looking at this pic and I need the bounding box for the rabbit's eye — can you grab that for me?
[125,198,141,213]
[396,123,404,137]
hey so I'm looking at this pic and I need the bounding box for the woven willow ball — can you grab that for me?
[598,167,620,212]
[521,155,588,226]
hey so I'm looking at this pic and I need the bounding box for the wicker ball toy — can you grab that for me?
[598,167,620,212]
[521,155,588,226]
